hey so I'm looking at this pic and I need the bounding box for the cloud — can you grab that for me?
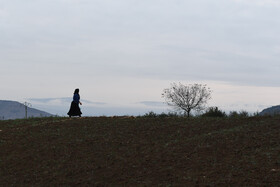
[138,101,166,107]
[27,98,170,116]
[2,0,280,115]
[27,98,106,106]
[233,0,280,6]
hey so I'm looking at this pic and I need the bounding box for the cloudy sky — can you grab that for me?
[1,0,280,116]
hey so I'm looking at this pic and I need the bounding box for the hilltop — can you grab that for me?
[0,116,279,186]
[260,105,280,116]
[0,100,53,120]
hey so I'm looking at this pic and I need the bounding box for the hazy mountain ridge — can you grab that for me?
[0,100,53,120]
[259,105,280,116]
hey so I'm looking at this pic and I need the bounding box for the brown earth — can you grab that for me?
[0,116,280,186]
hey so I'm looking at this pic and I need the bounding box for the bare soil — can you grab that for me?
[0,116,279,186]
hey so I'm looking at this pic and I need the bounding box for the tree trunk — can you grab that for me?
[187,109,191,117]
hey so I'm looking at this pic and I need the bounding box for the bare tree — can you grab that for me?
[162,83,212,117]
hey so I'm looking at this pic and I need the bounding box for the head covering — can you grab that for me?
[74,88,79,94]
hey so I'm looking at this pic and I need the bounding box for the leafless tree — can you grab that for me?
[162,83,212,117]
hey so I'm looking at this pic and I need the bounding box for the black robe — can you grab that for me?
[67,101,82,116]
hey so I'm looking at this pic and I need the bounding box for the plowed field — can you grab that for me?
[1,116,280,186]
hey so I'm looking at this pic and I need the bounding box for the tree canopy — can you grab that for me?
[162,83,212,117]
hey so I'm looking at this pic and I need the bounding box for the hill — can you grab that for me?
[260,105,280,116]
[0,100,53,120]
[0,116,279,186]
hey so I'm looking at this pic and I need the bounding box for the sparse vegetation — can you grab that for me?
[143,111,158,118]
[142,109,255,119]
[229,110,250,118]
[143,111,180,118]
[201,107,227,118]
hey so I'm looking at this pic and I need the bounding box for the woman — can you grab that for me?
[67,88,82,117]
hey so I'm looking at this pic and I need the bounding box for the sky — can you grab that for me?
[1,0,280,116]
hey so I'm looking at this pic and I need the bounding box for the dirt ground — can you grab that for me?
[0,116,280,186]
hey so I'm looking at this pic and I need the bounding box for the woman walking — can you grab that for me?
[67,88,82,117]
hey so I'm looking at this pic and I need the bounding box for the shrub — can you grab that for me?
[143,111,158,118]
[142,111,181,118]
[158,113,168,118]
[252,111,260,117]
[228,110,250,118]
[202,107,226,118]
[238,110,249,118]
[163,112,180,118]
[229,111,239,118]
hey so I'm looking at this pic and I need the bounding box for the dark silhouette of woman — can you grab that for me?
[67,88,82,117]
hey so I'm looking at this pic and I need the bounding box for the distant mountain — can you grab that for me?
[0,100,53,120]
[259,105,280,116]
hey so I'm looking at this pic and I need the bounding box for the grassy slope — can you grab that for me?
[0,116,279,186]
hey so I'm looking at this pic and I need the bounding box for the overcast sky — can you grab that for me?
[1,0,280,115]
